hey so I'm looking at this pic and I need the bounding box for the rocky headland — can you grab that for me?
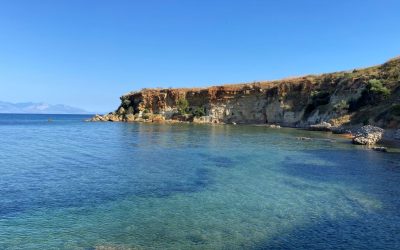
[90,56,400,147]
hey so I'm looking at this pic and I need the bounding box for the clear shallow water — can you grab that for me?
[0,114,400,249]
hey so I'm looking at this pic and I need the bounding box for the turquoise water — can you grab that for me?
[0,114,400,249]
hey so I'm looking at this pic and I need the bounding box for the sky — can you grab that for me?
[0,0,399,113]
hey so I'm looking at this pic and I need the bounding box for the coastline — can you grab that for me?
[88,56,400,151]
[87,117,400,152]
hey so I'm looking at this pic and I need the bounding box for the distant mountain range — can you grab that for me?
[0,101,90,114]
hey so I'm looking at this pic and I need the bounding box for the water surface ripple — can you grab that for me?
[0,114,399,249]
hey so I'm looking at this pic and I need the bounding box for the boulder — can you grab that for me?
[152,114,165,122]
[309,122,332,131]
[124,114,136,122]
[102,113,121,122]
[352,125,384,145]
[87,114,105,122]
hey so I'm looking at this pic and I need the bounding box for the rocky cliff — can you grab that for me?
[92,56,400,129]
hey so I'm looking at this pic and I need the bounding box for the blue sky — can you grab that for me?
[0,0,399,113]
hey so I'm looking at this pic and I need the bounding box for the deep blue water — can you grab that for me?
[0,114,400,249]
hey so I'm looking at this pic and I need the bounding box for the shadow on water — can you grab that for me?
[281,148,400,185]
[261,148,400,249]
[197,152,236,168]
[0,162,215,217]
[257,215,400,250]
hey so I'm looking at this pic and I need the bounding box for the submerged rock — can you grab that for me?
[352,125,384,145]
[296,137,312,141]
[371,146,387,152]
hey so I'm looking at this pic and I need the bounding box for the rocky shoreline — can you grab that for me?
[89,56,400,151]
[88,113,400,151]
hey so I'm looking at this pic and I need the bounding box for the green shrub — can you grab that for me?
[176,98,189,115]
[193,106,206,117]
[367,79,390,97]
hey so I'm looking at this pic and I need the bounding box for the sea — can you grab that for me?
[0,114,399,249]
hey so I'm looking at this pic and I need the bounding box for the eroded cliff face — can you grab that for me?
[93,57,400,128]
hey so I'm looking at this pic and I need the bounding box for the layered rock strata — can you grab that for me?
[91,57,400,132]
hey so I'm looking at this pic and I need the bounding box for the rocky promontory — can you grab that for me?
[90,57,400,141]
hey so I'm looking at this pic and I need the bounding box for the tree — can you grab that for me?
[176,98,189,115]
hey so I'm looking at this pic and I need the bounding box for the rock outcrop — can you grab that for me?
[91,56,400,130]
[309,122,332,131]
[352,125,384,145]
[89,113,122,122]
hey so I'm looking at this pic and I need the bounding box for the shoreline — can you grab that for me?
[88,118,400,152]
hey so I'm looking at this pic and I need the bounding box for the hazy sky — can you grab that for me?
[0,0,399,113]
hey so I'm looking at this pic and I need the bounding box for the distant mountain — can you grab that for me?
[0,101,90,114]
